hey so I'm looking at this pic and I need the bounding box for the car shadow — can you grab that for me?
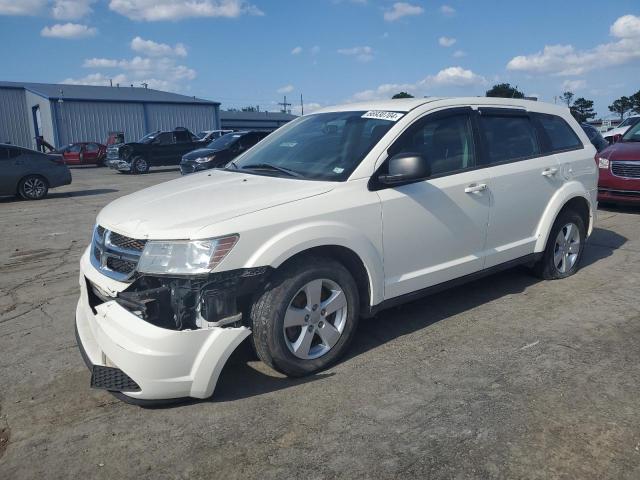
[598,203,640,215]
[581,227,628,268]
[144,228,627,409]
[46,189,120,199]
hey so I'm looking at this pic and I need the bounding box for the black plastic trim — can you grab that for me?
[367,253,542,316]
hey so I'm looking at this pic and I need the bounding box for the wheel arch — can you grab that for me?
[243,225,384,308]
[535,183,594,252]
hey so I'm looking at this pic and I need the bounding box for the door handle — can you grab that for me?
[464,183,487,193]
[541,167,558,177]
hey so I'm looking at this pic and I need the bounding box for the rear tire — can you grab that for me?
[250,256,360,377]
[131,156,150,174]
[532,209,586,280]
[18,175,49,200]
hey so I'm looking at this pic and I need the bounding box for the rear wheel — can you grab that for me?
[18,175,49,200]
[131,156,150,174]
[532,210,586,280]
[250,257,360,377]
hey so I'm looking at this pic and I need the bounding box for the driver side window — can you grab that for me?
[390,112,476,176]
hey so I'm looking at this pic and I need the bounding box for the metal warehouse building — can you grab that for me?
[0,81,220,150]
[220,110,297,131]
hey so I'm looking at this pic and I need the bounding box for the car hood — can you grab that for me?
[182,148,224,160]
[97,169,335,239]
[600,141,640,161]
[604,125,630,138]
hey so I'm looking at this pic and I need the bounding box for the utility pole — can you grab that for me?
[278,95,292,114]
[300,93,304,115]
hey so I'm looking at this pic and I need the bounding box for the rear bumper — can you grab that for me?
[75,250,251,402]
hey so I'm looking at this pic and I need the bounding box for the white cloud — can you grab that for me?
[83,58,120,68]
[131,36,187,57]
[291,46,303,55]
[108,0,264,21]
[507,14,640,76]
[311,45,320,55]
[292,101,322,115]
[438,36,456,47]
[52,0,94,20]
[440,4,455,16]
[610,14,640,38]
[383,2,424,22]
[453,50,466,58]
[562,79,586,91]
[0,0,46,15]
[277,84,294,94]
[62,72,178,91]
[352,66,486,101]
[41,22,97,39]
[338,46,374,62]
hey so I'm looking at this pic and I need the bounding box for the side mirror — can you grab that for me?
[378,152,431,186]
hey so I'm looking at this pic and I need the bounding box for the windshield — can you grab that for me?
[138,132,158,143]
[229,111,399,181]
[618,117,637,128]
[207,132,243,149]
[622,122,640,142]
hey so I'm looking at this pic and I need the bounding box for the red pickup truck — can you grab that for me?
[57,142,107,166]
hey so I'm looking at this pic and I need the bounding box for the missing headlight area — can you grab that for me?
[90,267,270,331]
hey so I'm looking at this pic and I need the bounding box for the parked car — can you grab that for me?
[580,123,608,152]
[76,98,597,404]
[56,142,107,166]
[196,129,234,143]
[108,128,201,174]
[603,116,640,144]
[596,120,640,204]
[180,130,270,175]
[0,143,71,200]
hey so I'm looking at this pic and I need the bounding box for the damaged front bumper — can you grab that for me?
[75,249,263,403]
[108,159,131,171]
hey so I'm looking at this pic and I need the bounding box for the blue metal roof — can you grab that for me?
[0,81,219,105]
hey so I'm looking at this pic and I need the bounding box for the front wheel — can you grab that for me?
[18,175,49,200]
[131,156,150,174]
[532,210,586,280]
[250,257,360,377]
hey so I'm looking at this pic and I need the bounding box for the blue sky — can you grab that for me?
[1,0,639,117]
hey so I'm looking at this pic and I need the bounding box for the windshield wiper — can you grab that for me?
[240,163,303,178]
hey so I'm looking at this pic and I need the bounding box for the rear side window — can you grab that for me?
[479,114,539,164]
[535,114,582,152]
[86,143,100,152]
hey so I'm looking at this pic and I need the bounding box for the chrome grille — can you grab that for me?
[109,231,146,251]
[611,161,640,179]
[90,226,144,281]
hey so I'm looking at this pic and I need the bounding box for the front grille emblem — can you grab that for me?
[90,226,145,282]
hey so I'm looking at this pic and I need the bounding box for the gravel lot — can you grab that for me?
[1,166,639,479]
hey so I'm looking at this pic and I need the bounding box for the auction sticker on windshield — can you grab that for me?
[361,111,404,122]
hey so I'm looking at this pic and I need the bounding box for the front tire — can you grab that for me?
[18,175,49,200]
[131,156,150,174]
[250,256,360,377]
[532,210,586,280]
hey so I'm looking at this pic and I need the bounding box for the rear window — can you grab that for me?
[535,114,582,153]
[479,114,539,164]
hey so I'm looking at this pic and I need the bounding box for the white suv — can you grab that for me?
[76,97,598,403]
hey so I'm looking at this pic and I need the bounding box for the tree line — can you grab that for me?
[391,83,640,124]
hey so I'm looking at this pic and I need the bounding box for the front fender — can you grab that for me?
[534,181,595,252]
[244,221,385,306]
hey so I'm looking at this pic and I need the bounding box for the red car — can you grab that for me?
[597,121,640,205]
[57,142,107,166]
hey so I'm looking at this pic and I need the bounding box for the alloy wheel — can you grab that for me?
[23,177,47,199]
[553,222,581,274]
[283,278,348,360]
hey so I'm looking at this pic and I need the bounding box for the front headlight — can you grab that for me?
[137,235,239,275]
[194,155,215,163]
[598,157,609,169]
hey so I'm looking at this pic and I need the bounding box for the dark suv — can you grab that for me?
[180,130,270,175]
[108,128,202,174]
